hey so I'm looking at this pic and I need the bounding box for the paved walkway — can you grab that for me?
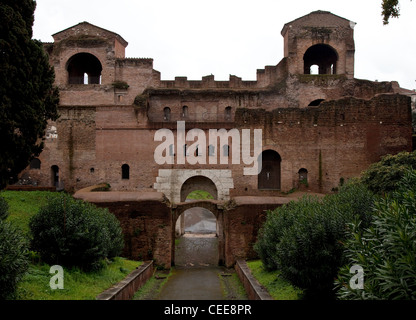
[156,267,225,300]
[155,235,246,300]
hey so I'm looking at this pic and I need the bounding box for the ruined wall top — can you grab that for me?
[52,22,128,58]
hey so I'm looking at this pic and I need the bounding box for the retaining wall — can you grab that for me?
[96,260,154,300]
[235,259,273,300]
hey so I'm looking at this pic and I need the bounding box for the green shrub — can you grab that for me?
[361,151,416,194]
[29,194,124,271]
[254,182,376,299]
[336,169,416,300]
[0,220,29,299]
[0,196,9,220]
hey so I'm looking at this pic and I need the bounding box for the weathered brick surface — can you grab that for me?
[20,12,412,198]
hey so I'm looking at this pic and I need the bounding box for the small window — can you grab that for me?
[122,164,130,180]
[298,168,308,184]
[51,165,59,188]
[223,145,230,156]
[208,145,215,156]
[169,144,175,156]
[225,106,232,121]
[30,158,41,169]
[163,107,171,121]
[195,145,202,157]
[182,106,188,118]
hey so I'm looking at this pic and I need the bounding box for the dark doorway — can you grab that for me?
[258,150,282,190]
[51,165,59,188]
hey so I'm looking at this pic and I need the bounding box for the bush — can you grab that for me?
[0,196,9,220]
[254,182,376,299]
[0,220,29,299]
[29,194,124,271]
[336,169,416,300]
[361,151,416,194]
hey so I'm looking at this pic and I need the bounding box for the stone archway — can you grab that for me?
[171,200,225,266]
[180,175,218,202]
[154,169,234,203]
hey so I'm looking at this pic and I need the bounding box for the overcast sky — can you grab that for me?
[32,0,416,90]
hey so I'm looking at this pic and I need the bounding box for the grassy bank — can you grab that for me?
[1,190,60,236]
[246,260,303,300]
[1,190,141,300]
[15,257,142,300]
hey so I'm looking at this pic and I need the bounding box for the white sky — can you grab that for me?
[32,0,416,90]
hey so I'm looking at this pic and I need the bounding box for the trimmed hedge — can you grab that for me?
[29,194,124,271]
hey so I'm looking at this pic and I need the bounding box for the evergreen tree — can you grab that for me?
[0,0,59,189]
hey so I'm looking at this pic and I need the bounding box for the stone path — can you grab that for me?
[135,235,247,300]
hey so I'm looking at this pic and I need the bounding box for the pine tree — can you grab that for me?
[0,0,59,189]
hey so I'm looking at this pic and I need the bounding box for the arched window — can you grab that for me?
[67,53,102,84]
[298,168,308,184]
[122,164,130,180]
[303,44,338,75]
[225,106,232,121]
[182,106,189,118]
[169,144,175,156]
[163,107,171,121]
[30,158,41,169]
[208,145,215,157]
[51,165,59,188]
[258,150,282,190]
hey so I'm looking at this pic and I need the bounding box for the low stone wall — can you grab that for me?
[235,259,273,300]
[96,260,154,300]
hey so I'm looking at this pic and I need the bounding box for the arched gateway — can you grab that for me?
[154,169,234,203]
[172,200,225,266]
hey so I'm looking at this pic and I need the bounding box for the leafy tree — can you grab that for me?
[360,151,416,195]
[382,0,400,24]
[382,0,413,24]
[254,182,376,299]
[0,0,59,190]
[336,169,416,300]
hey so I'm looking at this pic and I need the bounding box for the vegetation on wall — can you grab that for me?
[112,81,129,90]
